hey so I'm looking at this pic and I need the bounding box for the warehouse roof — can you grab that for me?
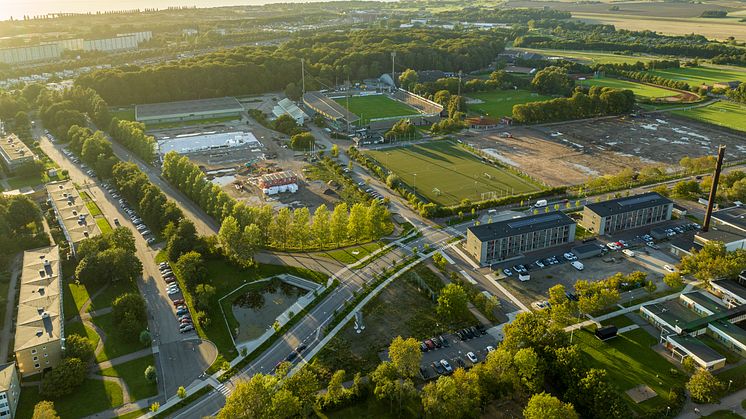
[680,291,725,315]
[710,206,746,232]
[585,192,672,217]
[135,97,243,120]
[273,98,308,121]
[303,92,359,123]
[468,211,574,242]
[15,246,62,352]
[710,321,746,347]
[711,279,746,303]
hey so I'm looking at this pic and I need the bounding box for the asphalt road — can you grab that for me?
[38,133,217,400]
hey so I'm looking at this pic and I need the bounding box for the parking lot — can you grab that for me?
[411,329,499,380]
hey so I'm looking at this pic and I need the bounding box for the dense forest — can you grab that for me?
[75,28,505,105]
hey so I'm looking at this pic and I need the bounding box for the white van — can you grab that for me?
[622,249,636,257]
[571,261,584,271]
[534,199,548,208]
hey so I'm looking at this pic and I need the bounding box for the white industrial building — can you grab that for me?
[158,131,261,155]
[272,98,309,125]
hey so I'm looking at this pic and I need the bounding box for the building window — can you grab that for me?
[44,353,48,357]
[45,360,49,365]
[31,349,36,355]
[34,364,40,369]
[42,346,46,350]
[32,356,38,361]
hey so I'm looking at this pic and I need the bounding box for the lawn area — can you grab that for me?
[647,65,746,87]
[145,115,240,130]
[575,328,685,414]
[514,48,662,65]
[601,314,635,329]
[334,95,419,125]
[88,279,138,312]
[100,355,158,401]
[65,320,101,350]
[92,312,149,363]
[466,89,551,118]
[96,217,112,234]
[16,378,123,419]
[323,242,386,265]
[364,141,542,207]
[177,258,329,360]
[111,107,136,121]
[582,77,679,99]
[5,172,46,190]
[65,281,90,317]
[312,265,474,379]
[79,191,102,216]
[673,101,746,133]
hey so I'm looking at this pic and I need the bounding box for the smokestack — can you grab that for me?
[702,145,726,232]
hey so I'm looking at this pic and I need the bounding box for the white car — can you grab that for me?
[571,261,584,271]
[664,265,676,273]
[440,359,453,374]
[166,288,180,295]
[466,352,478,363]
[486,346,495,353]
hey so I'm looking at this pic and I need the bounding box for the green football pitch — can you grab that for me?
[581,77,679,99]
[646,65,746,87]
[365,141,542,207]
[334,95,419,124]
[466,89,551,118]
[673,101,746,133]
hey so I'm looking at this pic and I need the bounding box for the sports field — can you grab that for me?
[334,95,419,124]
[365,141,542,206]
[646,65,746,87]
[582,77,679,99]
[514,48,661,65]
[673,101,746,133]
[467,89,551,118]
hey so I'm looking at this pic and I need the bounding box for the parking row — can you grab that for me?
[104,182,157,246]
[158,261,195,334]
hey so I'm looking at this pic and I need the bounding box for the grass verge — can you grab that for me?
[99,354,158,401]
[92,312,148,363]
[16,378,123,419]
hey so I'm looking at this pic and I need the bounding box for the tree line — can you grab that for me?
[108,119,157,162]
[512,86,635,124]
[727,82,746,103]
[76,28,505,106]
[38,85,111,140]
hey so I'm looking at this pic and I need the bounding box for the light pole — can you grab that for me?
[728,379,733,392]
[413,173,417,196]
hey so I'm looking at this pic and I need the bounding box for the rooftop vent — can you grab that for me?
[83,231,89,238]
[38,269,46,278]
[35,330,43,337]
[41,312,49,319]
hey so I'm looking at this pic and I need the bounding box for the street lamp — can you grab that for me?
[728,379,733,392]
[413,173,417,196]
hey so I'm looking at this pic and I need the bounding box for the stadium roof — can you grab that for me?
[585,192,672,217]
[135,97,243,120]
[468,211,574,242]
[303,92,359,123]
[15,246,62,352]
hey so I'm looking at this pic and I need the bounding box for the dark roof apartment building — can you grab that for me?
[465,211,576,266]
[580,192,673,235]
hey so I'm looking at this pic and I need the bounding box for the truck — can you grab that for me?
[534,199,548,208]
[518,273,530,282]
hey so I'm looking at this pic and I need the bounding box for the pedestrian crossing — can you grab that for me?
[215,383,232,397]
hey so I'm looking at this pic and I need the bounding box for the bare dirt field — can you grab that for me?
[467,114,746,186]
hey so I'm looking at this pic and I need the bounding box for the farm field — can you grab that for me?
[582,77,680,100]
[466,89,551,118]
[573,13,746,42]
[646,66,746,87]
[513,47,663,65]
[365,141,542,206]
[672,101,746,133]
[334,95,419,124]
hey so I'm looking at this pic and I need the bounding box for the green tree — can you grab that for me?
[145,365,157,383]
[292,207,311,250]
[347,203,367,243]
[421,369,481,418]
[270,208,292,248]
[569,368,630,419]
[289,132,315,151]
[32,401,60,419]
[166,219,198,261]
[531,66,574,96]
[523,392,578,419]
[388,336,422,379]
[177,386,187,399]
[311,205,331,248]
[40,358,87,399]
[112,293,148,341]
[330,144,339,157]
[513,347,543,393]
[664,272,683,288]
[399,69,419,91]
[330,203,349,246]
[175,251,207,289]
[63,334,95,364]
[680,241,745,283]
[370,362,416,411]
[686,368,724,403]
[284,82,302,101]
[436,283,469,322]
[324,370,347,407]
[194,283,216,311]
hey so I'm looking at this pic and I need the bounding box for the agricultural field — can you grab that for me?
[646,66,746,87]
[581,77,682,100]
[513,48,662,65]
[334,95,419,124]
[466,89,551,118]
[673,101,746,133]
[365,141,542,206]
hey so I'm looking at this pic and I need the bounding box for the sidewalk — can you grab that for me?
[677,387,746,418]
[93,348,153,371]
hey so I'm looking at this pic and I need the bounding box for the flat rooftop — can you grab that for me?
[585,192,671,217]
[710,321,746,347]
[0,134,34,162]
[468,211,575,242]
[681,291,726,314]
[711,206,746,233]
[135,97,243,120]
[668,335,726,364]
[46,180,101,244]
[642,299,702,328]
[157,131,260,155]
[712,279,746,302]
[696,222,746,245]
[15,246,62,352]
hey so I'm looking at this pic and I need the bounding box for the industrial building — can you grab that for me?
[258,171,298,195]
[694,206,746,251]
[0,363,19,419]
[639,290,746,371]
[15,246,64,378]
[157,131,261,156]
[0,134,35,174]
[46,181,101,257]
[465,211,576,266]
[135,97,244,124]
[272,98,309,125]
[580,192,673,235]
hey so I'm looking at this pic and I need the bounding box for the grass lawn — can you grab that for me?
[96,217,112,234]
[88,279,138,312]
[466,89,551,118]
[5,172,46,190]
[79,191,102,216]
[646,65,746,87]
[65,281,90,317]
[364,141,542,207]
[312,266,475,379]
[111,107,136,121]
[582,77,679,99]
[602,314,635,329]
[717,362,746,382]
[673,101,746,133]
[65,320,101,350]
[177,258,329,360]
[92,312,149,363]
[323,242,386,265]
[702,411,743,419]
[334,95,419,125]
[100,355,158,401]
[575,328,685,414]
[145,115,240,130]
[16,378,123,419]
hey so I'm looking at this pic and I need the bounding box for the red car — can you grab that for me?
[180,318,192,324]
[172,299,185,307]
[424,339,435,350]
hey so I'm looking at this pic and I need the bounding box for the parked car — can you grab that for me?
[456,358,466,369]
[420,342,428,352]
[502,268,512,277]
[439,335,449,347]
[431,337,442,348]
[486,346,495,353]
[176,308,188,316]
[466,352,478,363]
[180,318,192,324]
[295,345,307,354]
[286,352,298,362]
[432,362,445,375]
[172,299,185,306]
[440,359,453,374]
[146,237,156,245]
[179,324,194,333]
[113,218,120,227]
[164,277,177,284]
[424,339,435,350]
[167,288,181,296]
[534,260,545,268]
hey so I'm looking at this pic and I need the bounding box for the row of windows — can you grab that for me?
[603,204,669,234]
[30,346,47,355]
[34,360,50,369]
[484,226,571,262]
